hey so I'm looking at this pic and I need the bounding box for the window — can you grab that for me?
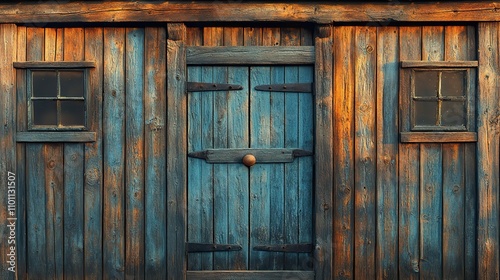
[400,61,478,143]
[14,61,94,131]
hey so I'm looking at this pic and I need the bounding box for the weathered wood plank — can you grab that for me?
[376,26,399,280]
[83,26,104,280]
[419,25,444,279]
[166,23,187,280]
[353,25,376,280]
[477,22,500,279]
[16,132,96,142]
[399,132,477,143]
[400,60,478,68]
[144,26,167,279]
[333,26,355,280]
[13,61,95,68]
[187,270,314,280]
[223,27,249,270]
[314,24,333,280]
[15,25,27,280]
[103,27,126,280]
[125,27,145,279]
[0,2,499,23]
[186,46,315,65]
[398,26,421,280]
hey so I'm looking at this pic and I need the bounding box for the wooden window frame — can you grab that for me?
[400,60,478,143]
[14,61,96,142]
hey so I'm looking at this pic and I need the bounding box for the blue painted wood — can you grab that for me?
[398,26,422,280]
[249,65,272,270]
[376,26,399,280]
[144,26,167,279]
[84,26,104,280]
[103,27,126,279]
[125,27,145,279]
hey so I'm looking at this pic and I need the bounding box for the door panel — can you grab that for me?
[187,65,314,271]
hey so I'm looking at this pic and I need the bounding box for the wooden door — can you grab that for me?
[186,63,314,278]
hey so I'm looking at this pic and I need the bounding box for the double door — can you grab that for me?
[187,64,314,273]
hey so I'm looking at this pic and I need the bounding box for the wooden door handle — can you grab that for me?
[242,154,256,167]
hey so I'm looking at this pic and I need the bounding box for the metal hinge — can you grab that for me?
[254,83,313,93]
[187,82,243,92]
[253,243,313,253]
[188,148,313,164]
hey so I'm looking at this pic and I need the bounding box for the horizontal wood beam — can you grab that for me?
[400,132,477,143]
[0,2,498,24]
[401,60,478,68]
[187,270,315,280]
[186,46,315,65]
[13,61,96,69]
[17,132,96,142]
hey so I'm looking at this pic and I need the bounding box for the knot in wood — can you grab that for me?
[47,160,56,169]
[86,168,99,185]
[366,45,374,53]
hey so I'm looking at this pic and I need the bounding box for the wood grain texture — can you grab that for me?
[187,270,314,280]
[186,46,315,65]
[0,24,16,280]
[0,2,498,23]
[125,27,145,279]
[103,27,126,280]
[477,22,500,279]
[13,61,95,68]
[376,26,399,280]
[83,27,104,280]
[333,26,355,280]
[399,132,477,143]
[314,24,333,280]
[144,26,167,279]
[398,26,421,280]
[353,25,376,280]
[16,132,96,142]
[166,23,187,280]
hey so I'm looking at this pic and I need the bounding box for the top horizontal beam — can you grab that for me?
[1,1,499,24]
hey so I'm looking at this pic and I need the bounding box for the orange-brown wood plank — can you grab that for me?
[103,27,126,279]
[84,26,104,279]
[477,22,500,279]
[353,25,376,280]
[144,26,167,279]
[398,26,422,280]
[333,26,355,279]
[376,26,399,280]
[314,24,333,280]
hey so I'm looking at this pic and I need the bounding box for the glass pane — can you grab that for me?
[61,101,85,126]
[32,100,57,125]
[441,70,466,97]
[60,71,84,97]
[414,101,437,126]
[415,71,439,97]
[442,101,466,126]
[32,71,57,97]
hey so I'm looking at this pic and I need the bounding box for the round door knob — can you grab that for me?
[242,154,256,167]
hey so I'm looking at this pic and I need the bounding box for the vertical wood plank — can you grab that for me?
[353,25,377,280]
[223,27,249,270]
[63,27,85,280]
[376,26,399,280]
[125,27,145,279]
[84,27,104,280]
[25,26,46,279]
[15,25,27,280]
[420,25,444,279]
[0,24,17,280]
[166,23,187,280]
[298,28,314,271]
[103,27,126,280]
[333,26,355,279]
[144,26,167,279]
[314,24,333,280]
[477,22,500,279]
[442,25,468,280]
[398,26,421,280]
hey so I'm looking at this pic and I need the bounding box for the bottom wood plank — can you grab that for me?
[187,270,314,280]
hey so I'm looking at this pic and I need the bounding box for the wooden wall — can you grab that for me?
[0,22,499,280]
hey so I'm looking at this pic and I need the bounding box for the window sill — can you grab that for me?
[400,132,477,143]
[16,132,96,143]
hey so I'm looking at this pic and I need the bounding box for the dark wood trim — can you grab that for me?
[188,148,313,164]
[400,132,478,143]
[13,61,96,68]
[186,46,315,65]
[16,132,96,142]
[401,60,478,68]
[186,270,314,280]
[0,2,499,23]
